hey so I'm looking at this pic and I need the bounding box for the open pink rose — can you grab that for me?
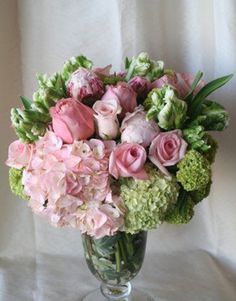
[50,98,95,143]
[93,99,121,139]
[6,140,33,169]
[121,106,160,147]
[149,130,187,176]
[151,73,204,98]
[66,68,104,101]
[128,76,151,97]
[102,82,137,118]
[109,142,148,180]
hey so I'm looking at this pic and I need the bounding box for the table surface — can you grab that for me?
[0,249,236,301]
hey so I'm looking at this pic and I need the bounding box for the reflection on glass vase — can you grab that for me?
[81,231,155,300]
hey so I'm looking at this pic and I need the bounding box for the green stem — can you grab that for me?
[125,233,134,256]
[119,238,128,265]
[115,242,121,273]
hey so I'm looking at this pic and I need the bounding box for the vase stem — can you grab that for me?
[100,282,132,300]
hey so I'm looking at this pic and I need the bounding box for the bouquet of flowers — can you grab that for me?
[6,52,232,235]
[5,53,232,296]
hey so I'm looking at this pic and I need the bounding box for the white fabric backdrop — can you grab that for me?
[0,0,236,300]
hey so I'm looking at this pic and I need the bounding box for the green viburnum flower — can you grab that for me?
[144,86,187,130]
[9,168,29,200]
[176,150,211,191]
[190,181,212,204]
[165,189,195,224]
[125,52,164,81]
[61,55,93,81]
[120,165,180,233]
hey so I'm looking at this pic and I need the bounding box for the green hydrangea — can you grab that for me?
[190,181,212,204]
[125,52,164,81]
[165,190,195,224]
[144,86,187,130]
[9,168,29,200]
[176,150,211,191]
[120,165,180,233]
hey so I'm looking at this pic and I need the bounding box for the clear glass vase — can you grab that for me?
[81,231,155,300]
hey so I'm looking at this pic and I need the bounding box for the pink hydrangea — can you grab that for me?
[22,131,125,237]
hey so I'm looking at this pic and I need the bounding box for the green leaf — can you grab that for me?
[184,71,203,102]
[189,73,233,118]
[125,57,130,69]
[20,96,32,110]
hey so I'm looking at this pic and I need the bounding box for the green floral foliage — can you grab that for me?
[176,150,211,191]
[204,134,218,164]
[120,165,180,233]
[189,100,229,131]
[33,73,67,114]
[183,125,210,153]
[125,52,164,81]
[144,86,187,130]
[190,181,212,204]
[9,168,29,200]
[61,55,93,81]
[165,190,195,224]
[11,107,50,143]
[11,71,67,143]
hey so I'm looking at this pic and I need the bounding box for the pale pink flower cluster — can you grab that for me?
[21,131,124,238]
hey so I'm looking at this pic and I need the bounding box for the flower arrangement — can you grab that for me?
[6,52,232,239]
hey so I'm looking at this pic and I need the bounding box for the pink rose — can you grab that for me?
[121,106,160,147]
[109,142,148,180]
[149,130,187,176]
[128,76,151,97]
[66,68,104,101]
[151,73,204,98]
[50,98,95,143]
[6,140,33,169]
[102,82,137,118]
[93,99,121,139]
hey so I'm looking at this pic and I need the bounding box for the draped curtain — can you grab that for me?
[0,0,236,300]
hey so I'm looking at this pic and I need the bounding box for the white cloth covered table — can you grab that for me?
[0,0,236,300]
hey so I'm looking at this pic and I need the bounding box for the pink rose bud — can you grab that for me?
[149,130,187,176]
[66,68,104,101]
[93,64,112,79]
[121,106,160,147]
[6,140,33,169]
[93,99,122,140]
[109,142,148,180]
[102,82,137,118]
[151,73,204,98]
[128,76,151,97]
[50,98,95,143]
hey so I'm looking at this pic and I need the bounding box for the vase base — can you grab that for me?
[82,288,156,301]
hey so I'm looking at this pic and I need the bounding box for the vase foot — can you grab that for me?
[82,288,156,301]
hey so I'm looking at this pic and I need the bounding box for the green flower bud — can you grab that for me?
[144,86,187,130]
[125,52,164,81]
[62,55,93,81]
